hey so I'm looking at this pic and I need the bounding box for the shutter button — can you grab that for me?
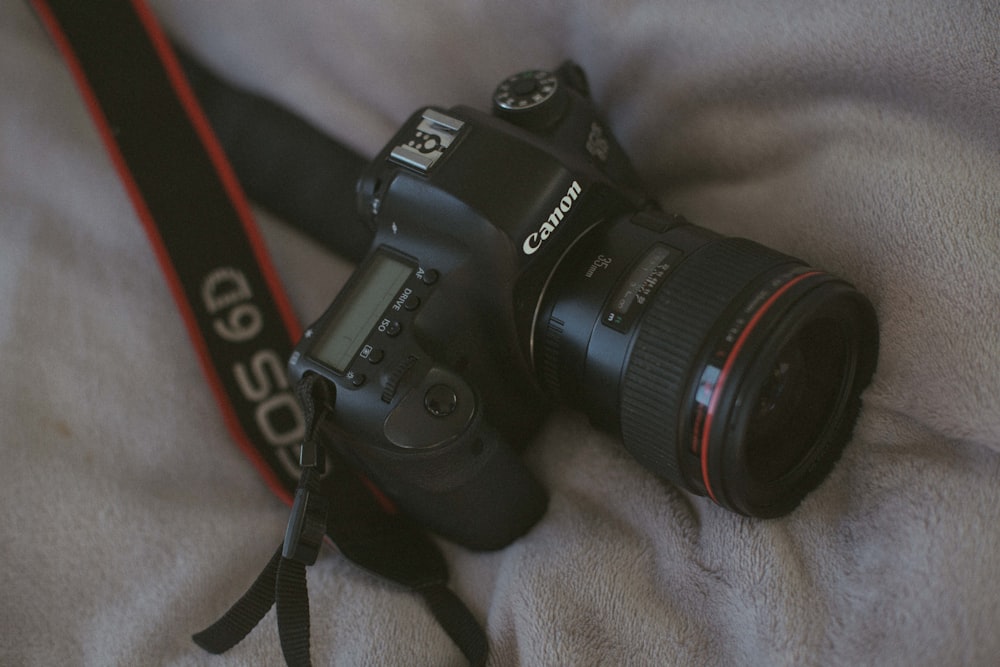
[424,384,458,418]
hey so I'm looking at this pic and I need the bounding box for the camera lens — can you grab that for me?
[743,320,845,484]
[533,214,878,517]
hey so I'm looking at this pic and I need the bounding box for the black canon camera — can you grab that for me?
[288,62,878,549]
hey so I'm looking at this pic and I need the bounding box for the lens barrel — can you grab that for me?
[534,214,878,517]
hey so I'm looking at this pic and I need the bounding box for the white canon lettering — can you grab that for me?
[522,180,582,255]
[523,233,541,254]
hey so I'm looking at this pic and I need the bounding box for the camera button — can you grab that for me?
[383,367,475,448]
[404,296,421,312]
[366,348,385,364]
[420,269,439,285]
[384,320,402,337]
[424,384,458,418]
[348,371,366,388]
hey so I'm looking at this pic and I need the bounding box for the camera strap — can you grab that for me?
[30,1,485,664]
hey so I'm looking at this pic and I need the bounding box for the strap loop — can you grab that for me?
[282,481,328,565]
[276,556,313,667]
[419,584,489,667]
[191,542,317,667]
[283,375,331,565]
[191,546,282,655]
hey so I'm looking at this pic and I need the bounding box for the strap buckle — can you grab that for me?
[282,473,328,565]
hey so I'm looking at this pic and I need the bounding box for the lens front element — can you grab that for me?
[743,319,848,484]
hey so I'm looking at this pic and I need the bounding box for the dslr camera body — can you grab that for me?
[289,63,878,549]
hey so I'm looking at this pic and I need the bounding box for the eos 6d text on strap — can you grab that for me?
[31,1,486,665]
[31,0,305,499]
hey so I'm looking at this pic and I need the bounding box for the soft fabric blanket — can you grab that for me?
[3,1,999,665]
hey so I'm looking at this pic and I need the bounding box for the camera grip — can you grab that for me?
[373,367,548,550]
[399,422,548,550]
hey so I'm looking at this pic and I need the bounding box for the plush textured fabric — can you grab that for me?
[3,1,999,664]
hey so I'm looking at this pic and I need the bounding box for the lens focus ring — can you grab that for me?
[619,237,796,487]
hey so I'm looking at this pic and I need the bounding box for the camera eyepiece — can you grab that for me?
[535,217,878,517]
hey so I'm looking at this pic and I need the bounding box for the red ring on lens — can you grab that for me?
[699,271,821,503]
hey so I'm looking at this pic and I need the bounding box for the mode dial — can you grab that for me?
[493,69,566,129]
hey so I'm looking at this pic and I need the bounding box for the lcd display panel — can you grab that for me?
[312,251,412,373]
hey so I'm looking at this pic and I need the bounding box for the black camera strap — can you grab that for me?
[30,1,485,664]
